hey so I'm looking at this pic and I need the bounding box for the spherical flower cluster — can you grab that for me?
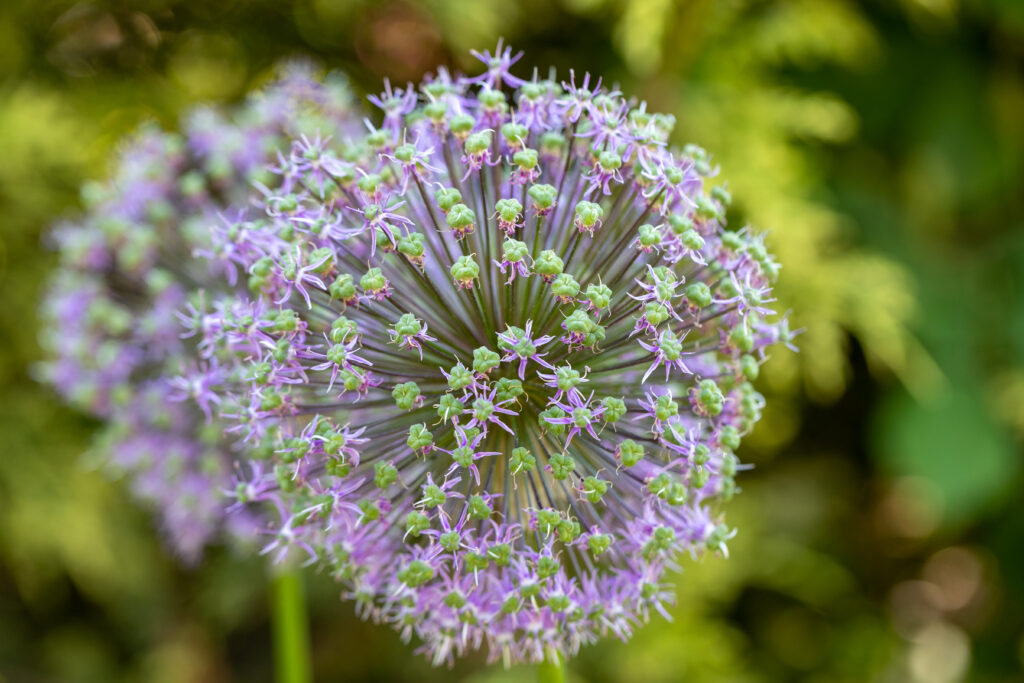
[38,63,362,560]
[185,44,796,665]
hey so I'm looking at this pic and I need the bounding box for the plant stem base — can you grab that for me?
[270,569,313,683]
[538,653,566,683]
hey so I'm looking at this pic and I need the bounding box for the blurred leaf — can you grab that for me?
[875,387,1016,524]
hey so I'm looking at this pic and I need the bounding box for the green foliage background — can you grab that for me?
[1,0,1022,681]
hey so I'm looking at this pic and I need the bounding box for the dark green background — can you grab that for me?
[1,0,1022,681]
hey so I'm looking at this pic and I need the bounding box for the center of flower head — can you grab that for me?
[191,42,793,666]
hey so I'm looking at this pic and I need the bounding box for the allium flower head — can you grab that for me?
[38,62,362,560]
[129,45,792,664]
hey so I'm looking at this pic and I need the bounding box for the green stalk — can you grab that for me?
[537,651,567,683]
[269,568,313,683]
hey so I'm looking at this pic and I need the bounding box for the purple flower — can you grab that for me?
[168,359,225,422]
[469,39,527,89]
[58,47,795,666]
[38,62,363,561]
[368,79,420,138]
[497,321,556,379]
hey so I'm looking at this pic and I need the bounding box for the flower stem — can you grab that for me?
[537,651,567,683]
[269,568,313,683]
